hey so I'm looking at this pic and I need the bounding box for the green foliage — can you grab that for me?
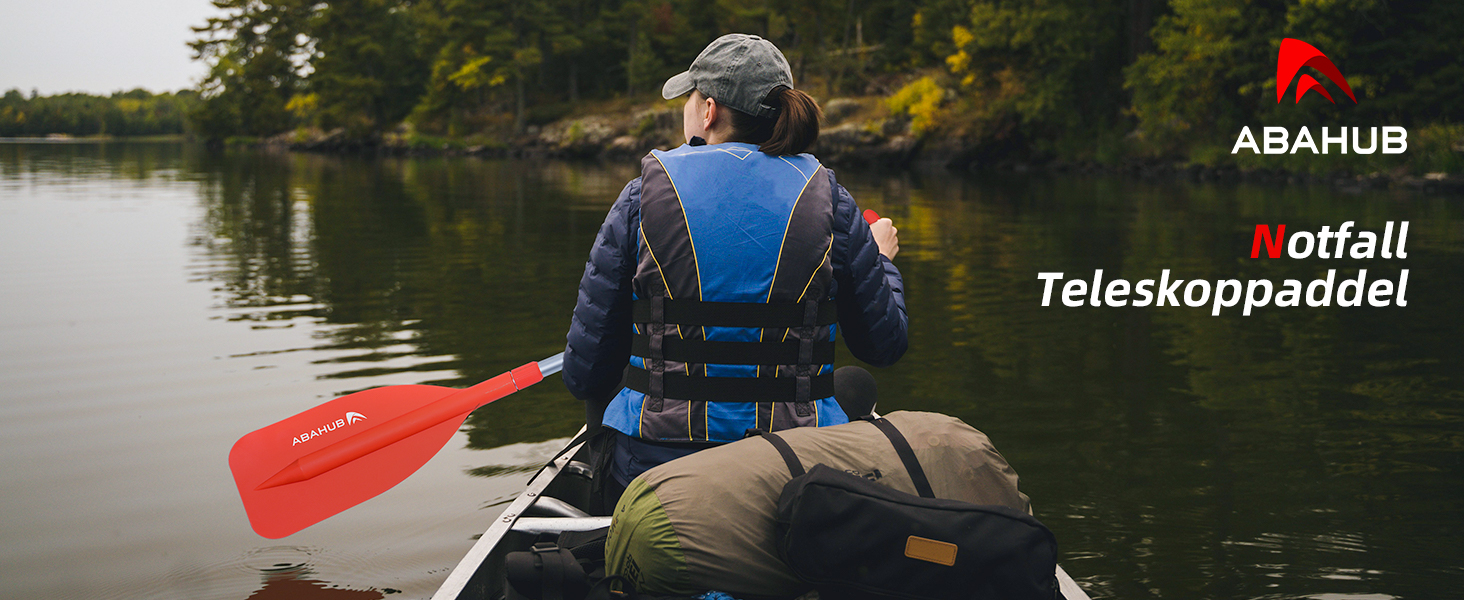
[175,0,1462,172]
[1410,123,1464,175]
[0,88,197,137]
[927,0,1148,160]
[187,0,935,139]
[1124,0,1301,154]
[885,76,945,136]
[1125,0,1464,162]
[189,0,318,139]
[308,0,428,136]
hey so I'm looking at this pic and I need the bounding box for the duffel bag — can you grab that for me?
[604,411,1036,599]
[759,417,1058,600]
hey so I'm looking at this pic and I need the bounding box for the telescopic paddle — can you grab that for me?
[229,353,564,539]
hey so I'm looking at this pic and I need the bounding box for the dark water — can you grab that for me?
[1,141,1460,600]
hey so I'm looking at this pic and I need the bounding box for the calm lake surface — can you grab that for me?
[1,140,1460,600]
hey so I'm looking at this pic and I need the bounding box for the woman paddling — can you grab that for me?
[562,33,908,503]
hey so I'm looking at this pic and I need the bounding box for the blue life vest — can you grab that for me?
[602,142,848,443]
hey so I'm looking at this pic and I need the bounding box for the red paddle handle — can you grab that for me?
[863,209,880,224]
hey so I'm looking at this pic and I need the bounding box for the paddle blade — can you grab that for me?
[229,384,466,538]
[863,209,880,224]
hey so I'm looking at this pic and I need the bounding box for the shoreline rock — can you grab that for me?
[249,103,1462,196]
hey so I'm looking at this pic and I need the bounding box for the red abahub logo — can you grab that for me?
[1276,38,1357,105]
[1232,38,1406,155]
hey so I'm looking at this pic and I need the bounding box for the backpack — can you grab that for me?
[757,417,1059,600]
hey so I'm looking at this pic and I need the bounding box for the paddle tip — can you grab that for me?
[863,209,880,225]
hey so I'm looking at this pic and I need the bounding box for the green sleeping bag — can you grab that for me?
[604,411,1033,598]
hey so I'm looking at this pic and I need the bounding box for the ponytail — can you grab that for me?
[723,87,822,156]
[763,88,821,155]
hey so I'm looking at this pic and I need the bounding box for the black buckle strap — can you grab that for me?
[632,298,837,328]
[623,366,833,403]
[755,418,938,500]
[794,299,819,413]
[647,296,665,412]
[749,429,805,478]
[862,416,935,498]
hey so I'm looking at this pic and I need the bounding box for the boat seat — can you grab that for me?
[510,516,611,535]
[523,495,592,519]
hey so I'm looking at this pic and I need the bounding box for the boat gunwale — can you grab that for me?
[431,426,589,600]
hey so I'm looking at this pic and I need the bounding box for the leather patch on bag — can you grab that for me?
[904,536,958,566]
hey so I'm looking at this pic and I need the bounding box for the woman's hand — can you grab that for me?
[870,217,899,260]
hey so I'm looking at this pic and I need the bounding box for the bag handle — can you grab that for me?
[752,419,934,499]
[748,429,805,477]
[861,416,935,498]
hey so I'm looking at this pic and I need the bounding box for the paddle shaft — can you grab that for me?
[257,353,565,490]
[259,213,876,490]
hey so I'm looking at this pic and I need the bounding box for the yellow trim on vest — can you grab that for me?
[651,151,700,381]
[781,239,828,346]
[765,164,823,304]
[650,152,702,303]
[773,165,825,346]
[639,225,675,302]
[716,147,754,160]
[797,236,834,302]
[778,155,812,181]
[639,225,686,340]
[638,224,692,437]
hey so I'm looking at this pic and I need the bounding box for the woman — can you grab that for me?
[563,33,907,498]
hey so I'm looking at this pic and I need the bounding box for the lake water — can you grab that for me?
[1,140,1460,600]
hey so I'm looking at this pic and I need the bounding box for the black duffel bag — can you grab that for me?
[755,417,1059,600]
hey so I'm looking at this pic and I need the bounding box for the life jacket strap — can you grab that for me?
[794,299,822,413]
[623,366,834,403]
[647,296,666,413]
[631,298,837,328]
[629,335,835,365]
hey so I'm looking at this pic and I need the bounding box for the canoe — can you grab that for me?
[431,426,1092,600]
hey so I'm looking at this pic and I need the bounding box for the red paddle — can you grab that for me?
[229,353,563,538]
[863,209,880,224]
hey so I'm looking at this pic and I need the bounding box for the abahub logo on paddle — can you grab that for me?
[1232,38,1407,155]
[292,411,368,446]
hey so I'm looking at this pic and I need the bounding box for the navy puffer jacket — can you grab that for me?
[563,167,908,427]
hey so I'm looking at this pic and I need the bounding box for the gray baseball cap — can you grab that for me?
[661,34,793,118]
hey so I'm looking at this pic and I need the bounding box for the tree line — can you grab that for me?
[10,0,1459,165]
[189,0,1461,162]
[0,89,197,137]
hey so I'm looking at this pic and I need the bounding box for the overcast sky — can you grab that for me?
[0,0,222,95]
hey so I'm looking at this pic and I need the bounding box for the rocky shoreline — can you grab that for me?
[257,99,1463,195]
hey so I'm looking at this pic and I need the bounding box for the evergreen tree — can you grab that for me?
[309,0,428,136]
[189,0,318,139]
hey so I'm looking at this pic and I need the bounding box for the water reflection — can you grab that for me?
[858,173,1464,600]
[188,150,596,449]
[187,147,1463,599]
[246,575,386,600]
[5,141,1460,600]
[202,546,392,600]
[190,146,1462,595]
